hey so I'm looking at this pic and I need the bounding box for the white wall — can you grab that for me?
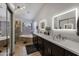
[0,4,6,21]
[34,3,79,42]
[35,3,79,26]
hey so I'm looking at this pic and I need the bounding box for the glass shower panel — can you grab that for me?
[6,7,11,56]
[0,3,13,56]
[0,3,9,56]
[6,3,14,56]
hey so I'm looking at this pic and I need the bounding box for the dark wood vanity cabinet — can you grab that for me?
[64,50,77,56]
[33,34,77,56]
[33,34,38,47]
[43,39,65,56]
[43,40,52,56]
[37,37,44,55]
[33,34,44,55]
[51,44,65,56]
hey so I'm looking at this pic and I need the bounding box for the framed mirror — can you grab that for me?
[52,8,78,30]
[39,19,47,31]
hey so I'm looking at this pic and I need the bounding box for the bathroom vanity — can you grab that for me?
[32,8,79,56]
[33,32,78,56]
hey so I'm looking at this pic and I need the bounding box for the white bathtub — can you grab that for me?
[0,36,10,41]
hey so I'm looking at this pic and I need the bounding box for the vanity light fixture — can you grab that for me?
[52,8,78,31]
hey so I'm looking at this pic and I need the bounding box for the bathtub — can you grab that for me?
[0,36,10,41]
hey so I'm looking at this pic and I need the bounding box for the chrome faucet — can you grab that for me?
[56,34,62,40]
[53,34,65,40]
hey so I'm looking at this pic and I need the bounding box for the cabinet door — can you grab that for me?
[33,34,38,47]
[33,34,35,44]
[51,44,65,56]
[37,37,44,55]
[33,34,35,45]
[43,40,52,56]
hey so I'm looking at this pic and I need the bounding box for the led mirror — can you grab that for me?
[52,8,78,30]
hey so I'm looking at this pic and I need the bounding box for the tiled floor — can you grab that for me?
[0,46,10,56]
[14,41,27,56]
[0,38,41,56]
[14,39,41,56]
[0,47,6,56]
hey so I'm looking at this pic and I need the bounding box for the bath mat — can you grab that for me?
[26,45,38,54]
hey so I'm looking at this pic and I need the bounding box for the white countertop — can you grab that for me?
[34,32,79,55]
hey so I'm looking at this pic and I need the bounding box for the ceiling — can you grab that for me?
[13,3,44,22]
[4,3,79,24]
